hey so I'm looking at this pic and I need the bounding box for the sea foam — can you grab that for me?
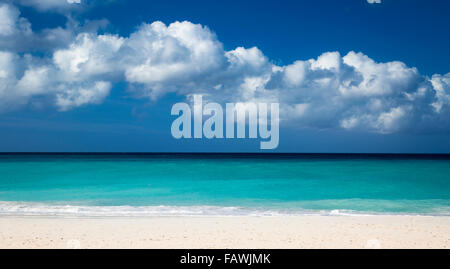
[1,201,449,217]
[0,201,360,217]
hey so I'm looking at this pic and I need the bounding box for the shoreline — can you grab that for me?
[1,215,449,249]
[1,201,449,218]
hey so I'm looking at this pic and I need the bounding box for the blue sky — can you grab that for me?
[1,0,450,152]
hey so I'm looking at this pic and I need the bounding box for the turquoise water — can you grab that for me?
[0,154,449,216]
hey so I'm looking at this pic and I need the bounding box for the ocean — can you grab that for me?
[0,153,449,217]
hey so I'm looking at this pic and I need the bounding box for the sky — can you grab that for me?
[0,0,450,153]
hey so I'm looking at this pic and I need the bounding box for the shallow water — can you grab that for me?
[0,154,449,216]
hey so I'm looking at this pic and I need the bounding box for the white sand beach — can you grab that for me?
[0,215,449,249]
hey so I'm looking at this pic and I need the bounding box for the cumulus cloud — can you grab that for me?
[12,0,82,12]
[367,0,382,4]
[0,3,31,37]
[53,33,124,80]
[0,3,108,53]
[123,21,227,99]
[55,81,111,111]
[0,2,449,134]
[270,51,440,133]
[0,2,114,111]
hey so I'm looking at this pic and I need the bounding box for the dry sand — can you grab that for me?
[0,215,449,249]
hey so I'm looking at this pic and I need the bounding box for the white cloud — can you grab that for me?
[0,3,108,53]
[0,51,18,101]
[0,3,114,111]
[53,33,124,80]
[270,51,439,133]
[123,21,227,99]
[367,0,382,4]
[0,3,449,134]
[16,66,53,97]
[13,0,82,12]
[431,73,450,113]
[56,81,111,111]
[0,3,31,36]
